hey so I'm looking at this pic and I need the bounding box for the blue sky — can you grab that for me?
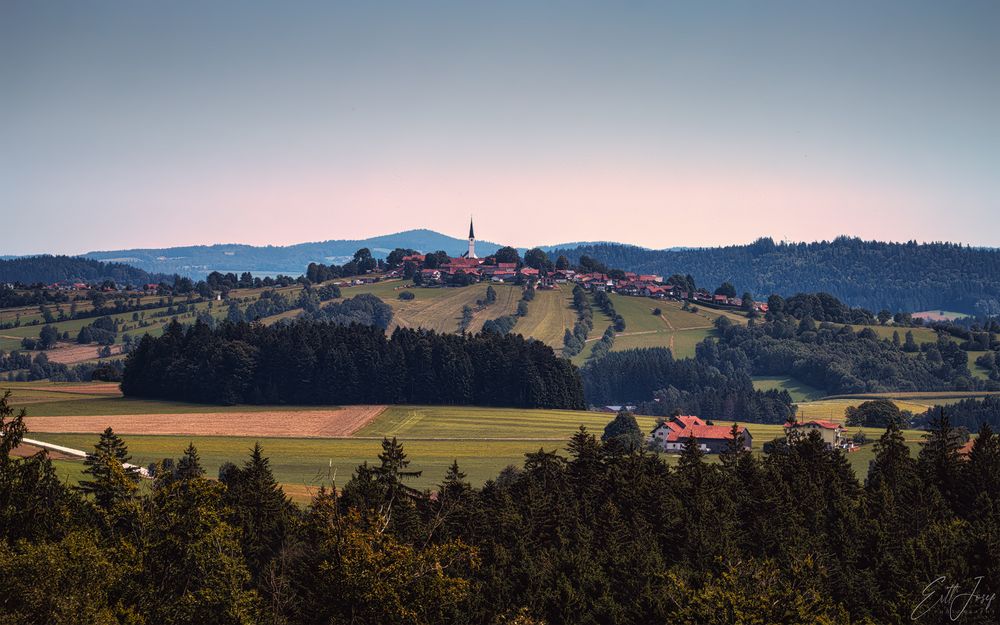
[2,1,998,254]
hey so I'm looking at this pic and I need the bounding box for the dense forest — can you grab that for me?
[553,237,1000,314]
[916,395,1000,432]
[3,392,998,624]
[582,312,998,424]
[580,348,796,423]
[0,255,168,286]
[121,319,584,409]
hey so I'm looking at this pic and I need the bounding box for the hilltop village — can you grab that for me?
[323,219,770,314]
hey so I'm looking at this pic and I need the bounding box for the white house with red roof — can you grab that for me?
[783,419,845,448]
[649,415,752,454]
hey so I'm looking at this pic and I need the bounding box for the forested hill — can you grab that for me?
[553,237,1000,315]
[0,255,167,286]
[82,229,507,278]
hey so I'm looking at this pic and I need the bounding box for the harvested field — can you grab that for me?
[44,342,123,365]
[11,442,78,460]
[19,382,121,396]
[25,405,387,438]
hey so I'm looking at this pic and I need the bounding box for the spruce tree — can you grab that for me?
[77,427,140,510]
[175,442,204,480]
[917,409,964,509]
[221,443,293,585]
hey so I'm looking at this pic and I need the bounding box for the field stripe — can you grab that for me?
[24,406,388,438]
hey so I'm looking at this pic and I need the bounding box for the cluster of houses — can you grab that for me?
[362,219,771,311]
[647,415,852,454]
[20,281,158,294]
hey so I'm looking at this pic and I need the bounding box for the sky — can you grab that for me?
[2,1,998,255]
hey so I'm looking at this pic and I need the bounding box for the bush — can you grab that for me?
[398,290,415,301]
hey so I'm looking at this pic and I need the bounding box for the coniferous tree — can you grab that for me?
[221,443,294,586]
[176,442,205,481]
[77,427,140,510]
[917,409,965,509]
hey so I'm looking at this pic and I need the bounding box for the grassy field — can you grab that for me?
[568,295,745,363]
[9,380,944,501]
[514,288,577,348]
[751,376,825,402]
[966,350,993,381]
[913,310,968,322]
[793,391,1000,421]
[10,280,992,378]
[27,413,929,499]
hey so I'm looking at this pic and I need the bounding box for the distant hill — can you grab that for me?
[550,237,1000,315]
[0,255,168,286]
[82,229,508,278]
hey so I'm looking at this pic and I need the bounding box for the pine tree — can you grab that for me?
[221,443,293,585]
[917,409,964,509]
[0,390,27,461]
[720,423,748,471]
[77,427,139,510]
[175,442,204,480]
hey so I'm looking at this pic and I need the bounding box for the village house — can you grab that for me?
[419,268,442,283]
[649,415,752,454]
[783,420,845,448]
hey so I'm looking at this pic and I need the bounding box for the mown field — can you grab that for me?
[8,381,947,501]
[8,277,994,377]
[751,376,825,402]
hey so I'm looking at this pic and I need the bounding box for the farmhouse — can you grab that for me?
[784,420,845,448]
[419,269,442,283]
[649,415,751,454]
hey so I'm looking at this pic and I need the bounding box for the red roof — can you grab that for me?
[519,267,539,275]
[958,440,975,457]
[665,425,744,442]
[654,416,744,442]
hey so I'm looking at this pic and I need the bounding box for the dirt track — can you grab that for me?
[24,405,387,438]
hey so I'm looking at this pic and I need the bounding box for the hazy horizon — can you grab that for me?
[3,1,998,255]
[6,226,998,260]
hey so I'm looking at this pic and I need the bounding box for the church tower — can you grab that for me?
[467,217,477,259]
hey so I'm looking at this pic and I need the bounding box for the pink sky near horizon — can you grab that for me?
[4,1,997,255]
[38,162,949,255]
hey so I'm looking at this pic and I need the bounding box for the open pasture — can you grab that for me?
[28,413,930,500]
[751,376,825,402]
[513,287,577,347]
[572,296,737,362]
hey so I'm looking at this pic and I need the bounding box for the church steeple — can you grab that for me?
[467,217,477,259]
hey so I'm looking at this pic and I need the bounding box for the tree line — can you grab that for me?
[580,347,796,424]
[552,236,1000,315]
[121,318,584,409]
[3,390,998,624]
[0,255,168,286]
